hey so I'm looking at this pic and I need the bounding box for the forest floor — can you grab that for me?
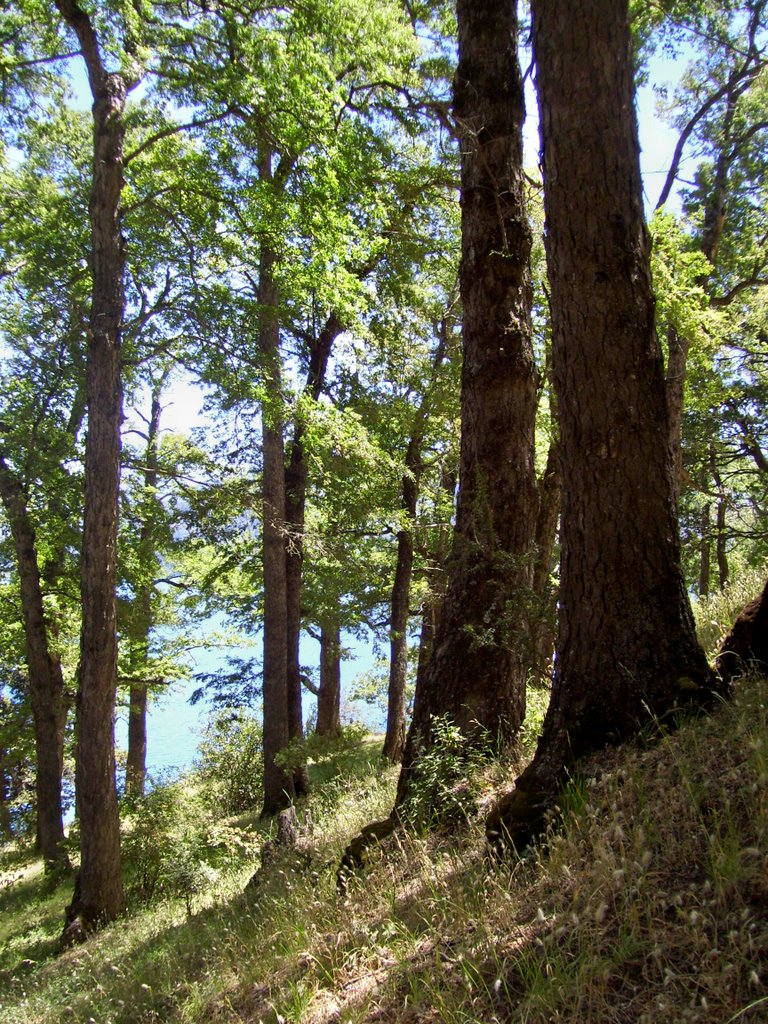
[2,668,768,1024]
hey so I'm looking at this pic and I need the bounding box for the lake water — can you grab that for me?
[113,632,381,782]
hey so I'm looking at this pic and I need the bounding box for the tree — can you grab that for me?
[488,0,722,853]
[53,0,137,927]
[395,0,539,802]
[382,299,457,763]
[648,3,768,577]
[0,106,90,867]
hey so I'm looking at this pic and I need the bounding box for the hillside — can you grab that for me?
[2,664,768,1024]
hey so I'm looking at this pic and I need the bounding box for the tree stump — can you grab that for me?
[276,806,298,848]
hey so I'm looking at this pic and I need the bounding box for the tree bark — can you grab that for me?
[125,683,148,797]
[56,0,127,927]
[0,457,69,866]
[316,617,341,736]
[395,0,538,804]
[488,0,720,853]
[258,162,294,816]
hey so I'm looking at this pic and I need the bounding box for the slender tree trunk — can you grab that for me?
[285,313,342,792]
[383,325,451,764]
[258,163,294,816]
[0,460,69,866]
[395,0,538,811]
[125,684,148,797]
[413,464,457,703]
[699,501,712,597]
[56,0,128,926]
[711,444,730,589]
[316,617,341,736]
[488,0,719,853]
[665,326,691,499]
[384,511,414,763]
[716,498,729,588]
[124,382,164,798]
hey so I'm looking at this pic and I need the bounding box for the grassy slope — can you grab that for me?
[2,610,768,1023]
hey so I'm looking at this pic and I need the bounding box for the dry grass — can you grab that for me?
[2,674,768,1024]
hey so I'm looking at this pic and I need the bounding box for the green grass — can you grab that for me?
[2,677,768,1024]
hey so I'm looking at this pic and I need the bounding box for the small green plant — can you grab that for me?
[521,683,550,754]
[693,565,767,659]
[403,715,492,829]
[195,709,264,815]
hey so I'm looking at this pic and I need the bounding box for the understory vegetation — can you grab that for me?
[2,582,767,1024]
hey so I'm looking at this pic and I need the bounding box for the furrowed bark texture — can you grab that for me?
[396,0,538,801]
[488,0,719,852]
[534,0,715,741]
[56,0,128,926]
[77,68,126,925]
[79,91,126,926]
[259,232,295,818]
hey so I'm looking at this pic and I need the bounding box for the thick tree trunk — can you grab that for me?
[0,460,69,866]
[285,314,341,792]
[76,76,127,925]
[258,220,294,818]
[488,0,719,853]
[394,0,538,809]
[316,618,341,736]
[56,0,128,927]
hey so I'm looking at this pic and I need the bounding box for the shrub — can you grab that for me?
[274,722,370,777]
[195,709,264,816]
[120,781,212,907]
[403,715,493,829]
